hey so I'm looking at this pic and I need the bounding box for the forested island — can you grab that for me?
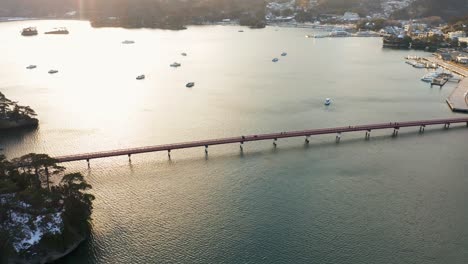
[0,154,94,263]
[0,92,38,130]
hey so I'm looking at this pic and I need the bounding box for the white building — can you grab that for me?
[428,29,444,37]
[456,56,468,64]
[458,37,468,44]
[448,31,467,40]
[342,12,360,21]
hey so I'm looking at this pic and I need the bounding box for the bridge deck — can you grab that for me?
[54,118,468,163]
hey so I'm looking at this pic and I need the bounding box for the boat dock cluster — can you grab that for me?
[405,56,438,69]
[423,57,468,113]
[404,56,461,86]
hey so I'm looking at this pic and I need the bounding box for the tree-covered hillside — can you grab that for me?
[392,0,468,19]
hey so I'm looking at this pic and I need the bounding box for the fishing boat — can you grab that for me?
[186,82,195,88]
[324,98,332,106]
[21,27,38,36]
[170,62,181,67]
[136,75,145,80]
[272,58,279,62]
[48,70,58,74]
[281,52,287,56]
[26,65,37,69]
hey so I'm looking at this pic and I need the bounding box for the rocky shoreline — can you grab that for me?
[6,235,86,264]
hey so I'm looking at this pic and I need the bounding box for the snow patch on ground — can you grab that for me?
[7,210,64,252]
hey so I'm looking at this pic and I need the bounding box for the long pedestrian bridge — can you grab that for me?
[54,117,468,164]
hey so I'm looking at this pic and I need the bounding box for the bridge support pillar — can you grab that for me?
[365,130,371,140]
[444,123,450,129]
[336,133,341,143]
[240,142,244,151]
[86,159,90,168]
[393,128,399,137]
[128,154,131,162]
[419,125,425,133]
[205,145,208,154]
[305,136,310,144]
[168,149,171,158]
[273,138,277,147]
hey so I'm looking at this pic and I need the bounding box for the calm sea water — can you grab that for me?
[1,20,467,264]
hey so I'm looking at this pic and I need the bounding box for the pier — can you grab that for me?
[54,117,468,164]
[424,57,468,113]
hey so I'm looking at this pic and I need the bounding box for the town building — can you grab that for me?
[448,31,467,40]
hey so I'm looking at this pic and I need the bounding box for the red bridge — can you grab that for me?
[54,117,468,164]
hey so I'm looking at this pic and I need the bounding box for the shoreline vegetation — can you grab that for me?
[0,92,38,130]
[0,154,94,264]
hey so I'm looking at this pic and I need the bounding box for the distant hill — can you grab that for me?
[315,0,383,16]
[392,0,468,19]
[0,0,77,17]
[0,0,266,18]
[0,0,267,28]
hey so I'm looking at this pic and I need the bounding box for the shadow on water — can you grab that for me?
[0,126,39,149]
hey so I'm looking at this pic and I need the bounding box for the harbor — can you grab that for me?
[424,57,468,113]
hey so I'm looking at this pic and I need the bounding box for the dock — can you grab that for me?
[53,117,468,165]
[424,57,468,113]
[431,77,448,87]
[446,78,468,113]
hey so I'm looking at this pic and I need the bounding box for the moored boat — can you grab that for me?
[170,62,181,67]
[136,75,145,80]
[413,63,426,69]
[44,27,69,34]
[21,27,38,36]
[48,70,58,74]
[186,82,195,88]
[26,65,37,69]
[272,58,279,62]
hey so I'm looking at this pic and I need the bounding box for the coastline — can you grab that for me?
[6,235,86,264]
[1,17,354,31]
[41,235,86,264]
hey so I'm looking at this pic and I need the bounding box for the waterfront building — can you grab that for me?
[448,31,467,40]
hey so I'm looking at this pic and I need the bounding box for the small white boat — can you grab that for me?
[421,72,438,82]
[170,62,181,67]
[186,82,195,88]
[26,65,37,69]
[181,53,187,56]
[281,52,287,56]
[324,98,331,106]
[405,55,420,60]
[272,58,279,62]
[122,40,135,44]
[413,63,426,69]
[136,75,145,80]
[48,69,58,74]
